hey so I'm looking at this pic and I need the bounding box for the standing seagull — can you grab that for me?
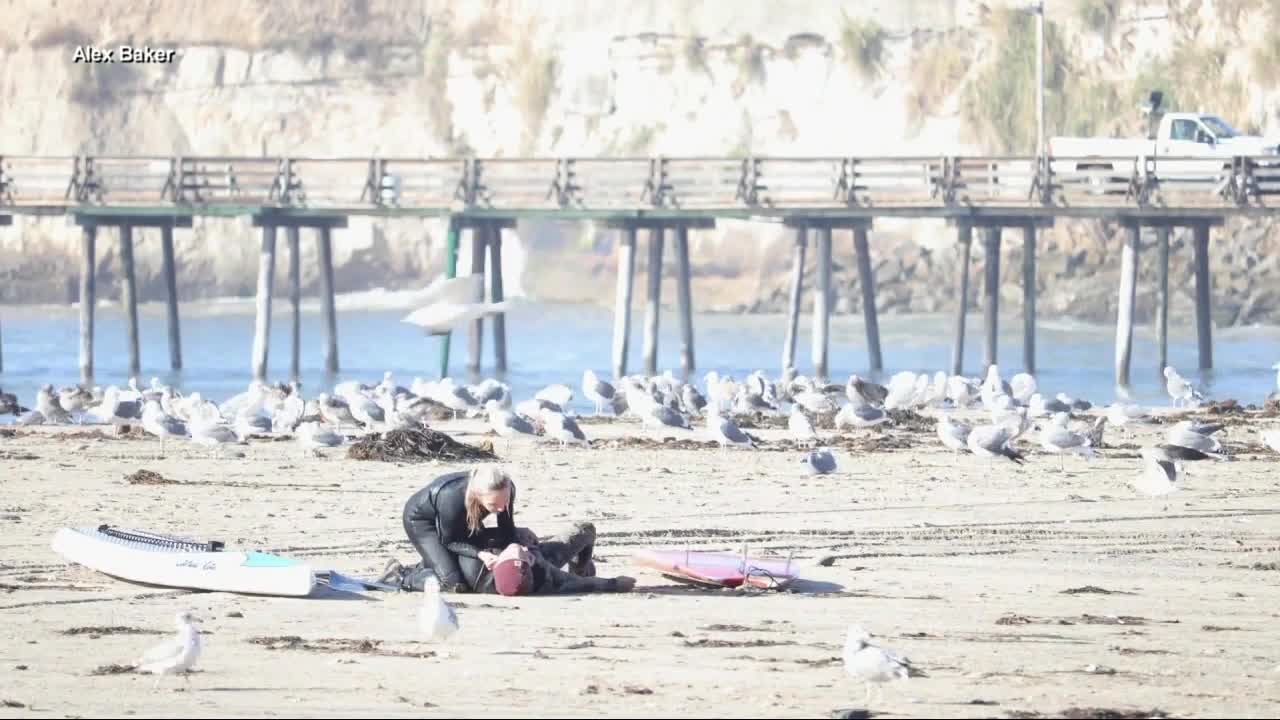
[582,370,616,416]
[419,576,460,643]
[1163,366,1202,407]
[706,408,756,450]
[789,408,818,446]
[136,610,202,691]
[540,408,588,448]
[842,625,923,707]
[142,401,188,459]
[1038,413,1095,471]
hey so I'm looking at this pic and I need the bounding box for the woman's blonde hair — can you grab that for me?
[464,464,513,534]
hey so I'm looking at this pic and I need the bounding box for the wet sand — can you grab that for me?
[1,411,1279,718]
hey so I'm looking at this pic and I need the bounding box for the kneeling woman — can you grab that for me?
[397,464,536,591]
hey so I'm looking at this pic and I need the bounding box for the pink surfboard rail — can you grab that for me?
[633,549,799,589]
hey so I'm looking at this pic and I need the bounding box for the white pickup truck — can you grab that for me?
[1049,112,1280,187]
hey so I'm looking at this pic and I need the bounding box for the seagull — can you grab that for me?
[316,393,357,430]
[1263,429,1280,455]
[835,403,890,430]
[843,625,923,707]
[582,371,616,415]
[137,610,201,691]
[1149,443,1225,462]
[1037,413,1095,471]
[936,413,971,452]
[1135,447,1181,497]
[706,408,756,449]
[967,424,1026,464]
[1166,422,1223,454]
[643,404,692,434]
[189,419,239,458]
[788,408,818,446]
[540,408,588,447]
[1163,366,1202,407]
[487,400,537,441]
[296,421,344,457]
[401,274,512,335]
[36,384,72,424]
[142,401,188,458]
[536,384,575,409]
[801,448,837,475]
[420,576,459,643]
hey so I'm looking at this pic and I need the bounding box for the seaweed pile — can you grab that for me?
[346,428,496,463]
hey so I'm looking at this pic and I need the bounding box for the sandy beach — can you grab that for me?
[2,410,1279,718]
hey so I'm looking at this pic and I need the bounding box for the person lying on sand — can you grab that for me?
[386,464,633,594]
[474,527,636,596]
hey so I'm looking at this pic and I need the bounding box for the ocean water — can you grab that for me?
[1,294,1277,412]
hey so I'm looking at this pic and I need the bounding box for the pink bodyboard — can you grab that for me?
[633,549,798,589]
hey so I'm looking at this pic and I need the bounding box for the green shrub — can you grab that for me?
[839,14,886,83]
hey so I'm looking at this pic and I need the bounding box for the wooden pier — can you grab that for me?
[1,153,1277,385]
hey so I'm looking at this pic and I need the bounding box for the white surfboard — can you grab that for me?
[52,526,315,597]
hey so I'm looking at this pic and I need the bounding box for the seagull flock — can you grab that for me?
[2,360,1277,485]
[6,357,1279,701]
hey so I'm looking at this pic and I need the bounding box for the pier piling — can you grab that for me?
[812,226,833,381]
[982,227,1001,373]
[951,224,972,376]
[1021,224,1036,375]
[160,225,182,371]
[467,226,486,374]
[440,217,460,379]
[318,225,339,374]
[119,223,141,381]
[251,225,277,383]
[1193,222,1213,370]
[1155,227,1170,371]
[79,225,96,385]
[853,224,882,373]
[1114,223,1140,387]
[287,226,301,383]
[782,225,807,374]
[674,224,695,376]
[488,222,508,374]
[612,226,637,380]
[643,224,664,377]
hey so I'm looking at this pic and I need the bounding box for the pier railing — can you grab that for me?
[1,154,1278,213]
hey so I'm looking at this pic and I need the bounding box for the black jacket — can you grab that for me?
[405,470,517,560]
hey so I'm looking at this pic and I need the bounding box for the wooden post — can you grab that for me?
[251,225,277,383]
[1021,224,1036,375]
[318,225,339,374]
[1193,222,1213,370]
[439,216,460,378]
[488,223,508,373]
[79,224,96,385]
[1155,226,1170,371]
[982,227,1001,373]
[160,225,182,371]
[287,226,301,382]
[611,226,637,380]
[467,224,486,374]
[119,223,141,381]
[951,224,972,376]
[853,225,882,372]
[782,226,807,373]
[812,226,833,381]
[674,224,695,376]
[643,224,665,376]
[1115,223,1140,387]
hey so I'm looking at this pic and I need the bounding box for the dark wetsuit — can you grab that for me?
[402,470,517,591]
